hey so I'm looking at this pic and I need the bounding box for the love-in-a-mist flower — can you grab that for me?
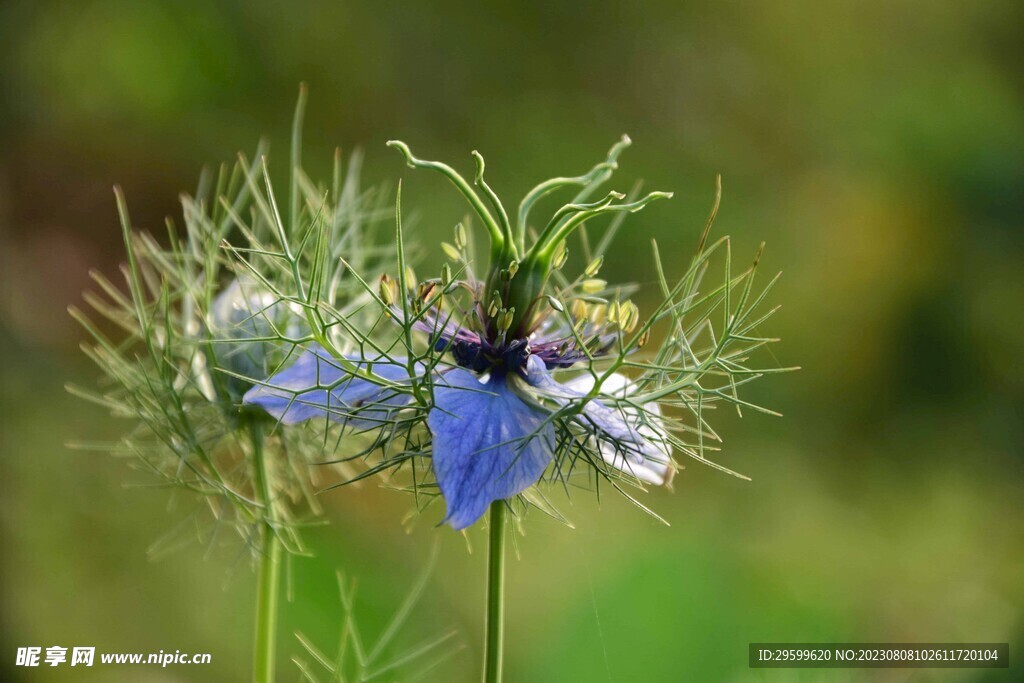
[245,135,786,532]
[69,111,426,681]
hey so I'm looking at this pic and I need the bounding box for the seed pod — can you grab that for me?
[546,296,564,313]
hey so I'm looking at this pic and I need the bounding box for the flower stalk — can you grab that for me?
[483,501,507,683]
[249,418,281,683]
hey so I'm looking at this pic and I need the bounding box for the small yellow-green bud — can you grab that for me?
[581,278,607,294]
[622,301,640,332]
[417,281,436,302]
[497,307,515,332]
[553,241,569,269]
[607,300,621,325]
[441,242,461,261]
[571,299,588,321]
[637,327,651,348]
[454,222,467,249]
[379,274,396,306]
[584,256,604,277]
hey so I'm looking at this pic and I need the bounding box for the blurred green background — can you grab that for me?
[2,1,1022,681]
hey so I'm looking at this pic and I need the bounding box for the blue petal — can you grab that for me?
[525,356,671,485]
[243,344,414,429]
[428,369,554,529]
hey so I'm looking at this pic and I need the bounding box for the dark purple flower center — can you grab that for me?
[439,336,532,375]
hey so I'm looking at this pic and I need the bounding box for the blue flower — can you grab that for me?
[244,328,672,529]
[243,139,680,529]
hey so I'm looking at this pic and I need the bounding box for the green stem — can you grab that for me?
[483,501,507,683]
[250,420,281,683]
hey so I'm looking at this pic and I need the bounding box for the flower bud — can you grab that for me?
[209,278,298,399]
